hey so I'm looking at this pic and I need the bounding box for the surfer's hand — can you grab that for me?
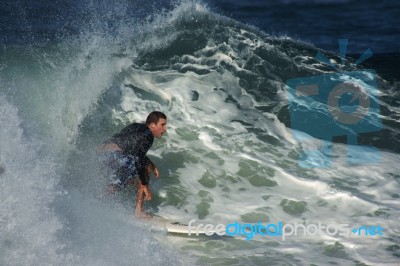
[143,185,152,201]
[153,167,160,179]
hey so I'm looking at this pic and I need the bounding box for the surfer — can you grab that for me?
[97,111,167,219]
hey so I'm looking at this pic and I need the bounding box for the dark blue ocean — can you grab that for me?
[1,1,400,265]
[2,0,399,52]
[2,0,399,79]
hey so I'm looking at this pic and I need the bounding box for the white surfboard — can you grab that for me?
[133,215,207,235]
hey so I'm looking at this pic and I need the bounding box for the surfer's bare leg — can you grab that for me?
[135,163,153,218]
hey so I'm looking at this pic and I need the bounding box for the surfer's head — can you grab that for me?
[146,111,167,139]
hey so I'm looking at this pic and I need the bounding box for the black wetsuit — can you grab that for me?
[106,123,154,185]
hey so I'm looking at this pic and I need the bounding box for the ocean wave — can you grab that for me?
[1,0,400,265]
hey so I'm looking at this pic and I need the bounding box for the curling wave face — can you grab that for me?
[78,2,400,264]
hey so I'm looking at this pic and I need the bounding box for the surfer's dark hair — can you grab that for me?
[146,111,167,125]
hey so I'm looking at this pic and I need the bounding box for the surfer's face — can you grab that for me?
[149,118,167,139]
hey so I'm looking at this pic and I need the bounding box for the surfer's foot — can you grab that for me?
[135,211,153,219]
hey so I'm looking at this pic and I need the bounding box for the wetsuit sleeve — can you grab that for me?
[136,155,148,185]
[135,131,153,186]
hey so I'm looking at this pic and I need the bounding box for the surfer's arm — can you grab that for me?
[146,156,160,179]
[96,142,122,153]
[135,131,155,185]
[136,155,153,202]
[136,156,148,185]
